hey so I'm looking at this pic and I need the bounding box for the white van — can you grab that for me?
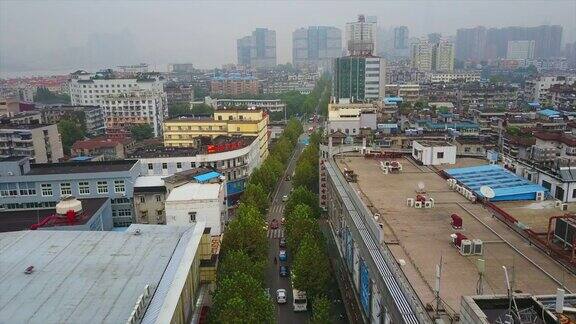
[277,289,287,304]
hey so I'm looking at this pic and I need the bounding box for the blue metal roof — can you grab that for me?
[445,164,547,201]
[70,156,93,161]
[193,171,222,183]
[537,109,561,118]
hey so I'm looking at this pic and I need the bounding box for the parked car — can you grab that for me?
[282,195,288,202]
[270,219,279,229]
[277,289,287,304]
[279,265,290,277]
[279,237,287,248]
[279,249,287,261]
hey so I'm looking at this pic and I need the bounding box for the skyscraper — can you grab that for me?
[332,56,385,102]
[292,26,342,71]
[345,14,377,56]
[411,39,433,71]
[393,26,409,50]
[428,33,442,44]
[455,26,487,62]
[507,40,535,60]
[236,28,277,69]
[411,39,454,72]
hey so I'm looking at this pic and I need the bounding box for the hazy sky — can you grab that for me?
[1,0,575,73]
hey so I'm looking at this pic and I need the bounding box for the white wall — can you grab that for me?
[165,188,225,235]
[412,141,456,165]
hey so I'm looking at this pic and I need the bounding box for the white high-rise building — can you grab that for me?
[411,39,433,71]
[345,14,377,56]
[292,26,342,71]
[434,41,455,72]
[507,40,536,60]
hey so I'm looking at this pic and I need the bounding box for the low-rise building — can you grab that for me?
[526,76,576,103]
[0,223,212,324]
[163,109,269,161]
[210,75,261,96]
[71,138,126,160]
[427,71,481,83]
[0,123,63,163]
[412,140,456,165]
[40,105,105,136]
[384,84,420,103]
[327,102,377,135]
[0,157,139,227]
[165,81,195,108]
[205,97,285,113]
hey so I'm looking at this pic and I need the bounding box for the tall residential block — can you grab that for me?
[393,26,409,50]
[434,41,455,72]
[411,39,433,71]
[236,28,277,69]
[332,56,385,103]
[411,39,454,72]
[507,40,536,60]
[292,26,342,71]
[0,123,64,163]
[345,14,377,56]
[455,26,487,62]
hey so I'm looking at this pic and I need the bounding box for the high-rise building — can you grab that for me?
[332,56,385,102]
[428,33,442,44]
[486,25,563,60]
[434,41,455,72]
[236,28,277,69]
[412,39,454,72]
[292,26,342,71]
[345,14,377,56]
[393,26,409,50]
[455,26,487,62]
[507,40,536,60]
[411,39,433,71]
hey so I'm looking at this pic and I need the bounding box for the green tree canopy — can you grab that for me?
[34,87,70,104]
[210,272,274,324]
[292,234,331,299]
[218,249,265,285]
[58,119,85,154]
[293,160,316,192]
[311,295,332,324]
[285,204,321,253]
[285,186,319,219]
[168,102,191,117]
[130,124,154,140]
[220,204,267,261]
[191,103,214,115]
[242,183,269,215]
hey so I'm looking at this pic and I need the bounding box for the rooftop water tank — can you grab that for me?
[56,196,83,215]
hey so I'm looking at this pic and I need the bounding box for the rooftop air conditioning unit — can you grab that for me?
[555,200,563,208]
[407,198,415,207]
[536,191,545,201]
[414,201,423,209]
[424,201,432,208]
[472,239,483,255]
[460,239,472,255]
[382,167,389,174]
[562,203,569,211]
[429,198,435,207]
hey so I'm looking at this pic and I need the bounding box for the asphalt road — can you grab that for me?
[265,130,310,324]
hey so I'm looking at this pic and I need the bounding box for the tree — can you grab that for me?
[191,103,214,115]
[130,124,154,140]
[293,160,316,192]
[311,295,332,324]
[242,183,269,215]
[210,272,274,324]
[292,234,331,298]
[168,102,191,117]
[285,186,319,219]
[34,87,71,104]
[220,204,268,261]
[58,119,85,154]
[284,204,321,253]
[218,249,265,284]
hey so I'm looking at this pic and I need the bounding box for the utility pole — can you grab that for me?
[435,255,443,319]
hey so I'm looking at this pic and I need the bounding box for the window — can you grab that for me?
[78,181,90,195]
[19,182,36,196]
[114,180,126,193]
[218,115,222,120]
[148,163,153,170]
[437,152,444,159]
[572,189,576,199]
[191,162,196,168]
[176,162,182,169]
[41,183,53,196]
[139,195,145,203]
[0,183,16,197]
[157,210,163,216]
[155,195,162,202]
[162,163,168,170]
[61,182,71,195]
[189,211,197,222]
[464,147,471,153]
[97,181,109,194]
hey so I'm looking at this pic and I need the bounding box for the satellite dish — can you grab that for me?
[417,182,426,191]
[480,186,496,199]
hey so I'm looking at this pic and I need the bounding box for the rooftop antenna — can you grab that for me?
[502,266,519,321]
[434,254,443,319]
[476,259,485,294]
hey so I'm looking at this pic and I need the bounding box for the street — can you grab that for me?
[265,131,310,324]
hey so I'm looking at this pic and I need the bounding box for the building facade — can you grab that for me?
[507,40,536,60]
[292,26,342,71]
[333,56,386,102]
[40,105,105,136]
[345,14,377,56]
[434,41,455,72]
[71,138,126,160]
[210,76,260,96]
[0,157,140,227]
[236,28,277,69]
[0,123,63,163]
[206,97,285,113]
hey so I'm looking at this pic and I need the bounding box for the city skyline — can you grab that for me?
[1,0,575,74]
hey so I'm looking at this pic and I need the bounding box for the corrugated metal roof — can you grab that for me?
[193,171,222,183]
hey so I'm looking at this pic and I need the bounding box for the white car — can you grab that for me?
[282,195,288,202]
[277,289,287,304]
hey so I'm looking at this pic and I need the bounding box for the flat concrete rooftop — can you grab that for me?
[335,155,576,315]
[0,224,202,324]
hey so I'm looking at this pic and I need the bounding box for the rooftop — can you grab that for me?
[0,198,108,233]
[334,155,576,314]
[27,160,137,175]
[72,138,123,150]
[0,223,204,324]
[0,122,53,130]
[166,183,222,201]
[414,140,454,147]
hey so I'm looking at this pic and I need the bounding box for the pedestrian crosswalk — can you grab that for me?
[270,204,285,215]
[267,227,285,239]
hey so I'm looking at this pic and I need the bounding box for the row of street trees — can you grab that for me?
[209,119,303,323]
[282,131,334,323]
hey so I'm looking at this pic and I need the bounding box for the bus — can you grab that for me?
[292,289,308,312]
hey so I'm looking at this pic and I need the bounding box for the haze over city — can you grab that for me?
[1,0,575,75]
